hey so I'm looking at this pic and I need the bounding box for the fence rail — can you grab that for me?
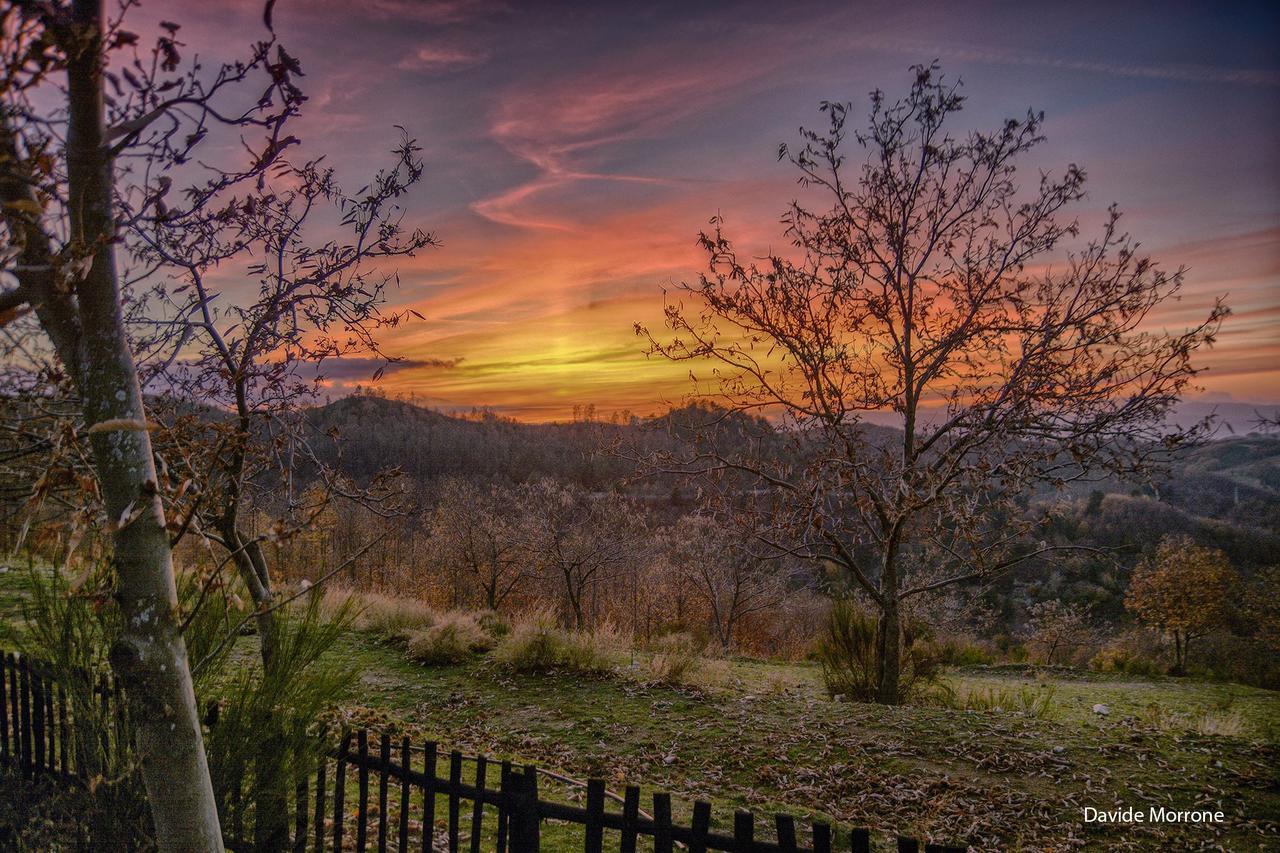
[0,650,966,852]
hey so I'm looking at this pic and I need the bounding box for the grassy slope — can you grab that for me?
[326,633,1279,851]
[2,567,1277,851]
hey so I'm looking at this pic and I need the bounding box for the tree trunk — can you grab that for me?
[65,2,223,847]
[218,519,278,665]
[876,598,902,704]
[875,540,902,704]
[1171,631,1187,676]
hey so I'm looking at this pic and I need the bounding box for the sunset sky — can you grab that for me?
[158,0,1278,421]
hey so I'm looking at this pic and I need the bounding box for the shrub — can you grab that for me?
[816,599,943,703]
[492,610,616,675]
[202,591,356,848]
[405,614,492,665]
[937,637,997,667]
[644,632,705,685]
[477,610,510,639]
[1089,647,1161,678]
[323,587,436,642]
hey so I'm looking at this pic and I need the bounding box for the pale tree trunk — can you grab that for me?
[58,2,224,847]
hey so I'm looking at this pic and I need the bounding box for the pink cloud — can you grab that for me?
[397,44,491,73]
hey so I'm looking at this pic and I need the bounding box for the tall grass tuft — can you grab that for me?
[405,612,493,665]
[492,608,618,674]
[643,632,705,685]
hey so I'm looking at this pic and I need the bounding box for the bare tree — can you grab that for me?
[134,136,432,666]
[517,479,644,630]
[426,478,528,611]
[1024,600,1095,666]
[0,0,303,843]
[666,514,786,652]
[641,65,1226,703]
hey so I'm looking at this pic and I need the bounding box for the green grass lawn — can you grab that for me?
[2,565,1277,851]
[317,632,1279,851]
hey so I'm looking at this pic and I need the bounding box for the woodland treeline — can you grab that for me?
[7,391,1275,679]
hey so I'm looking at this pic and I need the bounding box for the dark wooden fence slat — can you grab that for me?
[690,800,711,853]
[398,737,411,853]
[653,792,673,853]
[777,814,798,852]
[520,767,540,850]
[57,684,68,777]
[619,785,640,853]
[315,756,329,853]
[295,765,310,853]
[470,755,487,853]
[31,669,43,772]
[377,732,391,853]
[43,673,54,772]
[19,657,31,776]
[357,730,370,853]
[812,822,832,853]
[421,742,438,853]
[584,778,605,853]
[334,733,351,853]
[897,838,920,853]
[851,827,871,853]
[734,811,754,851]
[447,751,462,853]
[8,656,19,769]
[0,654,9,762]
[496,761,512,853]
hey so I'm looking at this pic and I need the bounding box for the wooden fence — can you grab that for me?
[0,651,966,852]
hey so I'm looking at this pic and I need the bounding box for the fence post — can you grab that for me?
[378,732,391,853]
[424,737,440,850]
[689,801,711,853]
[733,811,754,850]
[653,792,673,853]
[812,822,832,853]
[357,729,370,852]
[584,779,604,853]
[334,732,352,853]
[851,828,871,853]
[448,750,462,852]
[496,761,512,853]
[619,786,640,853]
[1,653,9,763]
[508,766,540,851]
[398,737,411,853]
[776,815,798,852]
[19,656,31,777]
[470,755,488,853]
[314,754,328,853]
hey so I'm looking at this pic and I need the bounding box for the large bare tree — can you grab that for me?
[134,137,432,667]
[642,65,1226,703]
[1,0,307,843]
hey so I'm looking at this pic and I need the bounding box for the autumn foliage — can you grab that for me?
[1125,535,1236,675]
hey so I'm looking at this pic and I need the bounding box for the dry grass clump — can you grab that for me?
[1194,708,1244,737]
[319,586,436,643]
[939,684,1059,719]
[405,613,493,665]
[643,633,705,685]
[492,609,619,675]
